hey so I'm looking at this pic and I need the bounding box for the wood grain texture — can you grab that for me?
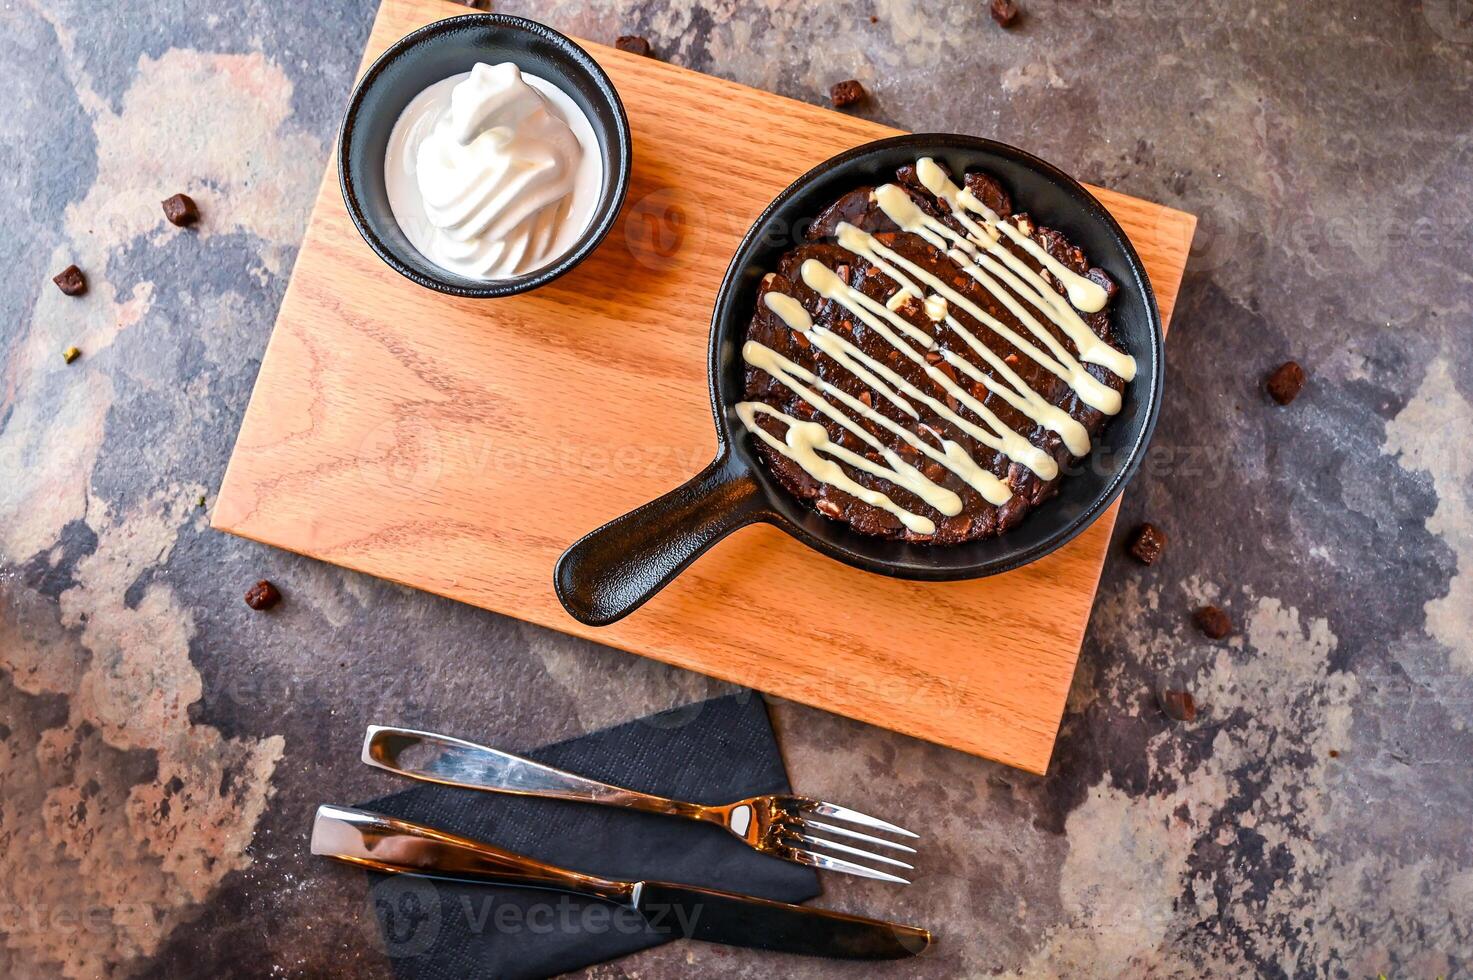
[212,0,1196,773]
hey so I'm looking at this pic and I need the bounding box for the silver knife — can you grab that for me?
[311,804,931,960]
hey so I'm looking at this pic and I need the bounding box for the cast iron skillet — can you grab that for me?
[555,134,1164,626]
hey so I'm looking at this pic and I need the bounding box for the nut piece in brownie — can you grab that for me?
[736,158,1134,545]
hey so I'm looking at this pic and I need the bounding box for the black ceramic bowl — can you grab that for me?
[339,14,632,298]
[556,134,1164,626]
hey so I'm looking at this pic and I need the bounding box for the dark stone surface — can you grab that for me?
[2,1,1471,977]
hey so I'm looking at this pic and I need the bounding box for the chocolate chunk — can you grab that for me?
[1159,689,1197,722]
[53,265,87,296]
[1193,604,1232,639]
[1128,522,1166,565]
[1266,360,1306,405]
[451,0,492,7]
[829,79,866,108]
[243,580,281,611]
[963,172,1013,218]
[1086,267,1118,303]
[807,185,882,239]
[162,193,199,227]
[614,35,652,57]
[990,0,1021,28]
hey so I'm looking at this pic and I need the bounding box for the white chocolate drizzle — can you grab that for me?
[914,158,1113,315]
[908,159,1136,379]
[734,158,1133,535]
[836,222,1124,416]
[736,403,935,534]
[798,260,1058,481]
[746,300,1006,508]
[739,340,1001,510]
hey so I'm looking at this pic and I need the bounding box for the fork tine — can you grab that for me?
[785,846,911,884]
[794,832,914,871]
[807,801,919,839]
[802,818,918,854]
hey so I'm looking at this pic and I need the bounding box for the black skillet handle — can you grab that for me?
[554,453,768,626]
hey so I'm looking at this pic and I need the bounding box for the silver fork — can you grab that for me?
[362,725,919,884]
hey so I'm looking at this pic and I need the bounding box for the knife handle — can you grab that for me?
[310,804,634,903]
[362,726,717,824]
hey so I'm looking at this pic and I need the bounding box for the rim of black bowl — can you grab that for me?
[709,133,1165,580]
[338,14,632,298]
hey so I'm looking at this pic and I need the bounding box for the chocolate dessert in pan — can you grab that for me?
[738,157,1135,545]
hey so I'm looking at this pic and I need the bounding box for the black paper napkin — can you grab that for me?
[354,693,822,980]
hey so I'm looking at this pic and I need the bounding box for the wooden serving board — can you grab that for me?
[213,0,1195,773]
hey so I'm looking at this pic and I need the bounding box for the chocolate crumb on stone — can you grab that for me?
[452,0,492,8]
[244,580,281,611]
[990,0,1021,28]
[162,193,200,227]
[829,79,866,108]
[614,35,652,57]
[1193,604,1233,639]
[53,264,87,296]
[1266,360,1306,405]
[1159,689,1197,722]
[1129,522,1167,565]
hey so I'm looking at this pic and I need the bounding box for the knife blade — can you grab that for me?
[633,880,930,959]
[311,804,929,961]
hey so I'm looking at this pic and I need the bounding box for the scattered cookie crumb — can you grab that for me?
[614,35,652,57]
[1159,689,1197,722]
[244,580,282,611]
[990,0,1021,28]
[1128,522,1167,565]
[196,494,207,508]
[1266,360,1306,405]
[62,346,81,364]
[1193,604,1232,639]
[829,79,866,108]
[162,193,200,227]
[53,265,87,296]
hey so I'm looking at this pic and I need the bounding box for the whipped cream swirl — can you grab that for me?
[385,62,602,280]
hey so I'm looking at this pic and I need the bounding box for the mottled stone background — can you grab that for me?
[2,0,1471,977]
